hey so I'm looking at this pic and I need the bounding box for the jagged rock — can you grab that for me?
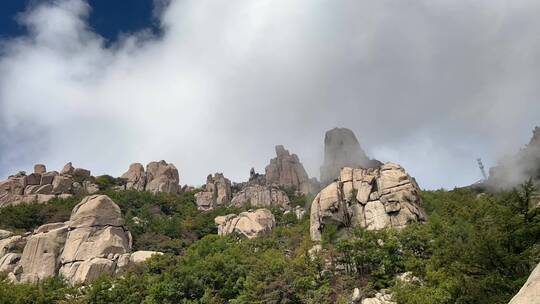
[265,145,318,194]
[34,164,46,174]
[509,263,540,304]
[231,184,290,209]
[0,176,27,206]
[320,128,382,186]
[52,175,73,194]
[310,164,426,241]
[61,162,75,175]
[0,253,21,273]
[129,251,163,265]
[146,161,180,193]
[17,223,68,283]
[121,163,147,191]
[195,173,232,211]
[215,209,275,239]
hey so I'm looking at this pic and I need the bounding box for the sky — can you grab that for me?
[1,0,540,189]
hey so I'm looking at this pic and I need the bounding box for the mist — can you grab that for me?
[1,0,540,189]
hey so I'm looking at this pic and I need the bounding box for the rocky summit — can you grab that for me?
[320,128,382,186]
[310,163,427,241]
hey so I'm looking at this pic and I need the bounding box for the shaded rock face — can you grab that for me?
[121,163,146,191]
[215,209,275,239]
[509,263,540,304]
[7,195,148,285]
[231,184,290,209]
[195,173,232,211]
[320,128,382,186]
[486,126,540,190]
[310,163,427,241]
[0,163,98,208]
[265,145,318,195]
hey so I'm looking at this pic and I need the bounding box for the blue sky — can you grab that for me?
[0,0,157,41]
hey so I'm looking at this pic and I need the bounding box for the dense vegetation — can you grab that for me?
[0,183,538,304]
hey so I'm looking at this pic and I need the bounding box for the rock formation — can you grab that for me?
[310,163,427,241]
[509,263,540,304]
[265,145,318,195]
[120,161,180,194]
[214,209,275,239]
[0,163,98,208]
[195,173,232,211]
[320,128,382,186]
[230,184,290,209]
[4,195,160,284]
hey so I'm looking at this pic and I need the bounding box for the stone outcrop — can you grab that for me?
[215,209,275,239]
[310,163,427,241]
[509,263,540,304]
[146,161,180,194]
[121,163,147,191]
[0,163,98,207]
[265,145,318,195]
[320,128,382,186]
[195,173,232,211]
[231,184,290,209]
[3,195,159,285]
[119,161,180,194]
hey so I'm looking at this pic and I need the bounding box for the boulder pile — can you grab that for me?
[0,163,98,208]
[121,160,180,194]
[214,209,275,239]
[310,163,427,241]
[1,195,160,285]
[195,173,232,211]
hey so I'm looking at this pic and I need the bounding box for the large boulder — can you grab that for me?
[0,176,26,207]
[146,161,180,193]
[265,145,318,195]
[215,209,275,239]
[9,195,134,285]
[509,263,540,304]
[320,128,382,186]
[17,223,68,283]
[121,163,147,191]
[195,173,232,211]
[310,164,427,241]
[231,184,290,209]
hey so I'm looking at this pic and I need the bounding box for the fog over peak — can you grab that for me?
[1,0,540,189]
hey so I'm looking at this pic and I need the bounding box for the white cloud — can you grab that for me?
[1,0,540,189]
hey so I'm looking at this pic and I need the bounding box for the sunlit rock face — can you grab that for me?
[310,163,427,242]
[215,209,275,239]
[508,263,540,304]
[195,173,232,211]
[320,128,382,186]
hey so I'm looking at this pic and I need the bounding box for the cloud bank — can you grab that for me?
[1,0,540,189]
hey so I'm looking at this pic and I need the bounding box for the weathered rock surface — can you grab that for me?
[129,251,163,265]
[320,128,382,186]
[121,163,147,191]
[195,173,232,211]
[310,164,427,241]
[0,164,98,207]
[215,209,275,239]
[231,184,290,209]
[509,263,540,304]
[0,253,20,273]
[6,195,150,285]
[146,161,180,193]
[265,145,318,195]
